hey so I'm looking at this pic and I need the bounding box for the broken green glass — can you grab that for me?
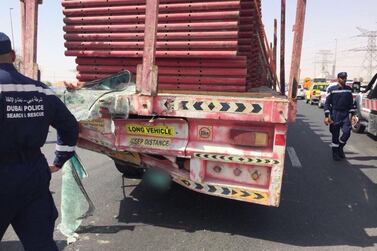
[58,154,94,243]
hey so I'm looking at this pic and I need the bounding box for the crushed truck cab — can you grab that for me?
[65,71,291,206]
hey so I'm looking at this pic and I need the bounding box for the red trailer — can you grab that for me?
[23,0,307,206]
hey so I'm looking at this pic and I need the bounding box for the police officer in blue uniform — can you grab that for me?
[324,72,356,161]
[0,32,78,250]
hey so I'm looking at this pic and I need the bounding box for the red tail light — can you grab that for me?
[274,134,286,146]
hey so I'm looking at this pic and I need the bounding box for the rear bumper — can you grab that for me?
[77,119,288,207]
[69,89,291,207]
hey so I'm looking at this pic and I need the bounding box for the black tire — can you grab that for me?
[309,99,314,105]
[306,99,309,104]
[351,114,366,133]
[318,102,323,108]
[114,160,145,179]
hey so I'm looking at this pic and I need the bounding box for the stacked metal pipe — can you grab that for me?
[62,0,267,92]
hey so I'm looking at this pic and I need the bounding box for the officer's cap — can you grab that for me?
[337,72,348,79]
[0,32,12,55]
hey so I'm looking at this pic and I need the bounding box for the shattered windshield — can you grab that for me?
[84,71,133,91]
[63,71,135,121]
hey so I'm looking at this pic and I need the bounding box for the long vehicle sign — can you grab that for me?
[115,118,188,156]
[126,124,175,137]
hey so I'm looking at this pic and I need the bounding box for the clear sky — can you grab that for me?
[263,0,377,82]
[1,0,377,83]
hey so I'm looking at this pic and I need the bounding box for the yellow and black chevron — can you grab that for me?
[194,153,280,165]
[166,100,263,114]
[174,178,268,204]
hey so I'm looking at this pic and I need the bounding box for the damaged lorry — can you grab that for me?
[60,0,306,207]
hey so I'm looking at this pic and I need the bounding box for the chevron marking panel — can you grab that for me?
[176,100,263,114]
[194,153,280,165]
[174,177,269,205]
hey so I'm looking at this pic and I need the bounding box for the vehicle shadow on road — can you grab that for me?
[0,240,66,251]
[347,156,377,162]
[114,106,377,248]
[76,224,135,234]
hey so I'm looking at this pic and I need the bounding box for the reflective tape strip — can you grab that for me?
[175,100,263,114]
[324,110,330,113]
[194,153,280,165]
[331,90,352,94]
[349,109,356,112]
[173,177,269,205]
[330,143,339,147]
[56,145,75,152]
[339,140,346,144]
[0,84,55,95]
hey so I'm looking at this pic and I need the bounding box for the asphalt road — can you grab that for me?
[1,100,377,251]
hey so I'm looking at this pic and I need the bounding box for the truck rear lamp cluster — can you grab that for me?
[207,162,270,187]
[233,168,242,176]
[250,170,261,181]
[274,134,286,146]
[230,129,269,147]
[213,165,222,173]
[231,168,261,181]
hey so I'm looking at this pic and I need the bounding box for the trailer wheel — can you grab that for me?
[113,160,145,179]
[351,114,366,133]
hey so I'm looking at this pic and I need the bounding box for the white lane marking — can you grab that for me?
[364,228,377,237]
[346,144,359,155]
[287,147,302,168]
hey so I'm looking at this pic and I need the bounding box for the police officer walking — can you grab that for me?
[324,72,356,161]
[0,32,78,250]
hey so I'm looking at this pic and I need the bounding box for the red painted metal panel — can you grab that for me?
[76,57,246,68]
[288,0,307,100]
[77,65,137,73]
[76,57,141,66]
[66,50,237,57]
[138,0,159,97]
[159,67,246,76]
[64,2,240,17]
[77,73,113,81]
[77,65,246,76]
[64,11,240,25]
[21,0,41,79]
[154,58,247,68]
[65,41,238,50]
[280,0,286,94]
[62,0,238,8]
[64,31,238,41]
[79,126,115,149]
[158,76,245,85]
[62,0,272,92]
[158,84,246,92]
[63,21,238,33]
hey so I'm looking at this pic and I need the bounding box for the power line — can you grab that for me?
[314,50,333,78]
[349,27,377,80]
[332,39,338,79]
